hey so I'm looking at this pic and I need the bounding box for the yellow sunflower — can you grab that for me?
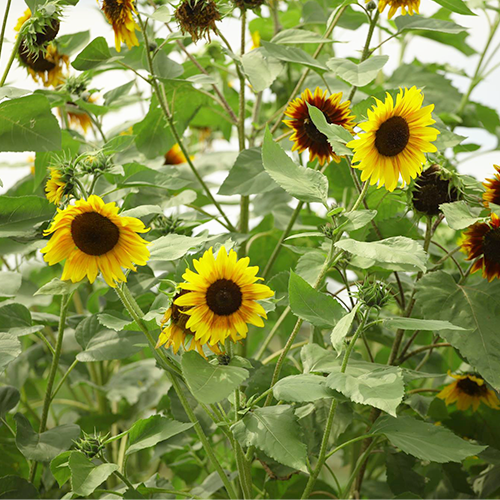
[284,87,356,166]
[438,371,500,412]
[347,87,440,192]
[19,42,69,88]
[460,212,500,282]
[157,291,222,358]
[100,0,140,52]
[41,195,150,287]
[174,246,274,346]
[483,165,500,208]
[164,144,187,165]
[375,0,420,19]
[45,168,66,205]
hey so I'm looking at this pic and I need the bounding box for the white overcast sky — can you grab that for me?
[0,0,499,192]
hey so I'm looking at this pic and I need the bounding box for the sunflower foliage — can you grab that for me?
[2,0,500,498]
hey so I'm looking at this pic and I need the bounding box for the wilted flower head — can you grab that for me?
[175,0,221,43]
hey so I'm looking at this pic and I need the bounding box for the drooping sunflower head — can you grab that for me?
[156,290,222,358]
[347,87,440,192]
[174,246,274,345]
[412,164,460,216]
[164,144,187,165]
[284,87,356,166]
[483,165,500,208]
[175,0,222,43]
[15,4,61,50]
[375,0,420,18]
[41,195,150,287]
[100,0,140,52]
[461,213,500,282]
[438,371,500,412]
[45,168,68,206]
[233,0,266,10]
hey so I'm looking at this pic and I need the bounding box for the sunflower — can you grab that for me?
[284,87,356,166]
[438,371,500,412]
[15,7,60,46]
[482,165,500,208]
[100,0,140,52]
[175,0,221,43]
[375,0,420,19]
[460,213,500,282]
[174,246,274,346]
[164,144,187,165]
[41,195,150,287]
[157,291,222,358]
[45,168,66,205]
[347,87,440,192]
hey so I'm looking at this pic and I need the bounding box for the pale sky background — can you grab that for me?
[0,0,499,193]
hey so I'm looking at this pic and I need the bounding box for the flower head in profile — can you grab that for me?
[438,371,500,412]
[284,87,355,166]
[348,87,439,192]
[41,195,150,287]
[175,0,221,43]
[15,5,61,48]
[174,246,274,345]
[45,168,67,205]
[100,0,140,52]
[483,165,500,208]
[460,213,500,282]
[164,144,187,165]
[374,0,420,19]
[157,290,222,358]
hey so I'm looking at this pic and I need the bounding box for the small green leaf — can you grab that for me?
[331,303,360,354]
[339,210,377,232]
[0,333,21,371]
[432,0,475,15]
[241,48,284,93]
[72,37,113,70]
[0,303,41,336]
[262,41,328,70]
[151,5,171,22]
[69,452,118,497]
[395,15,467,33]
[0,386,20,418]
[35,278,80,296]
[50,451,72,487]
[327,55,389,87]
[181,351,249,405]
[271,29,335,44]
[273,374,335,402]
[382,317,466,331]
[440,201,482,230]
[0,271,21,297]
[149,233,210,262]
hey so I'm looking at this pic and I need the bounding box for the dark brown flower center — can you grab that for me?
[71,211,120,256]
[206,279,242,316]
[483,227,500,265]
[456,377,488,397]
[303,115,329,144]
[171,291,195,336]
[102,0,124,21]
[412,167,458,216]
[375,116,410,157]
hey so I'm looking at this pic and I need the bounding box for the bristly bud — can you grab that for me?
[81,152,113,175]
[61,74,90,97]
[366,1,377,9]
[218,353,231,365]
[175,0,221,43]
[355,279,391,309]
[74,430,108,459]
[411,164,461,217]
[320,223,335,240]
[153,215,193,237]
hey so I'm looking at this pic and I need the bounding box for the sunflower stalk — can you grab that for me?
[0,0,12,62]
[0,17,30,87]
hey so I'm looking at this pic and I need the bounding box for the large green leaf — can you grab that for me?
[0,195,54,237]
[0,272,21,298]
[50,451,72,488]
[241,48,284,93]
[273,374,336,402]
[395,15,467,33]
[382,317,466,331]
[126,415,194,455]
[372,415,486,463]
[416,271,500,390]
[181,351,249,405]
[0,476,38,499]
[431,0,475,15]
[0,386,20,417]
[149,233,210,262]
[0,94,61,152]
[271,28,335,44]
[261,41,328,70]
[68,452,118,497]
[331,303,360,354]
[133,102,173,159]
[72,36,113,70]
[0,333,21,371]
[288,271,345,328]
[231,405,308,471]
[327,55,389,87]
[440,201,482,230]
[15,413,80,462]
[0,303,43,336]
[262,127,329,205]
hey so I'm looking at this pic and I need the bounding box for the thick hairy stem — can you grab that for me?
[0,0,12,62]
[0,17,29,87]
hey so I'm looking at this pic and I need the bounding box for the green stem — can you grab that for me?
[51,359,79,401]
[29,292,72,483]
[325,433,379,460]
[350,181,369,212]
[0,0,12,62]
[254,306,291,360]
[0,16,28,87]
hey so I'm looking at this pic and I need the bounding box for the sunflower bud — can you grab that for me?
[320,223,335,240]
[218,353,231,365]
[62,74,90,97]
[366,1,377,9]
[175,0,221,43]
[74,430,108,459]
[355,280,391,308]
[412,164,460,217]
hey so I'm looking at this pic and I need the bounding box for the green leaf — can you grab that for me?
[133,103,172,159]
[231,405,308,471]
[126,415,194,455]
[241,48,284,93]
[103,80,134,106]
[382,317,466,331]
[68,451,118,497]
[262,127,329,205]
[154,51,184,80]
[56,30,90,56]
[0,333,21,371]
[395,15,467,33]
[271,28,335,44]
[72,36,113,70]
[440,201,482,230]
[262,41,328,70]
[0,386,20,418]
[288,271,345,328]
[386,452,426,497]
[0,195,54,237]
[339,210,377,232]
[432,0,475,16]
[218,148,277,196]
[327,55,389,86]
[335,236,428,272]
[372,415,486,462]
[273,374,335,402]
[15,413,80,462]
[0,303,41,336]
[0,94,61,152]
[50,451,72,487]
[150,233,210,262]
[35,278,80,296]
[0,271,21,297]
[416,271,500,390]
[331,303,360,354]
[0,476,38,499]
[325,362,405,416]
[151,5,171,22]
[181,351,249,405]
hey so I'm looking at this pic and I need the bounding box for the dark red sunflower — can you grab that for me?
[483,165,500,208]
[461,213,500,282]
[284,87,355,166]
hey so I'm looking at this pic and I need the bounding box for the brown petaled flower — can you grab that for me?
[233,0,266,9]
[461,212,500,282]
[284,87,356,166]
[175,0,221,43]
[483,164,500,208]
[412,164,459,216]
